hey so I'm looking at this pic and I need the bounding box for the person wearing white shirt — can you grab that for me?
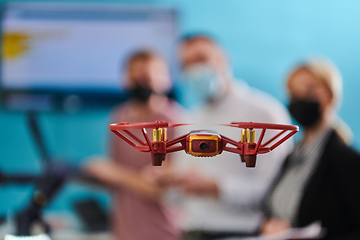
[169,34,294,240]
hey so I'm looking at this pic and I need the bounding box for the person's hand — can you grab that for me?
[261,218,291,236]
[84,158,163,201]
[177,170,219,197]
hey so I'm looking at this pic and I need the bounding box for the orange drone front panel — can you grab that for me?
[186,131,222,157]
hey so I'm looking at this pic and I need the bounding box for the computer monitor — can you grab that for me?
[1,2,178,111]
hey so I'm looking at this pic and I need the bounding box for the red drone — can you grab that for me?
[109,121,298,167]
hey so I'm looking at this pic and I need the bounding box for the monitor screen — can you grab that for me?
[1,2,178,111]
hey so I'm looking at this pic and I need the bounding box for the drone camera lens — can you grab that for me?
[200,142,208,150]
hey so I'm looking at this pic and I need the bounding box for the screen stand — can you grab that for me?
[27,111,49,163]
[15,112,65,236]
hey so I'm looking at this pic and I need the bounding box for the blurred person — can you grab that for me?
[170,34,294,239]
[261,59,360,239]
[85,50,183,240]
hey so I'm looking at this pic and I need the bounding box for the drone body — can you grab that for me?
[109,121,298,167]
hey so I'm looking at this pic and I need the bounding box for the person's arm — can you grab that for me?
[84,158,161,202]
[175,169,219,197]
[172,117,293,204]
[92,104,162,201]
[329,146,360,239]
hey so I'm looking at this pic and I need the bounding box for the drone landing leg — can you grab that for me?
[151,154,164,166]
[244,155,257,168]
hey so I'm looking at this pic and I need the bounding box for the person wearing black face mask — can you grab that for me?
[130,83,154,103]
[129,82,177,103]
[260,59,360,240]
[288,98,322,127]
[84,51,184,240]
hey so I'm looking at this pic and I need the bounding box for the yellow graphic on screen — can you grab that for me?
[2,32,30,60]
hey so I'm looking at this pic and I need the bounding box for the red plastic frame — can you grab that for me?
[109,121,299,167]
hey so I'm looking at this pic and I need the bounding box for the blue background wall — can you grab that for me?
[1,0,360,215]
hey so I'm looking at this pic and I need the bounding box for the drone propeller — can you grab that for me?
[222,122,299,131]
[168,123,192,128]
[110,121,169,130]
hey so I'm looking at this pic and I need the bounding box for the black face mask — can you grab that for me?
[130,85,153,103]
[288,98,321,127]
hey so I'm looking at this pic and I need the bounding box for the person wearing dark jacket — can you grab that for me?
[261,58,360,240]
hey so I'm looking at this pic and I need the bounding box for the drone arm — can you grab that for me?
[270,130,297,151]
[166,134,188,147]
[111,130,150,152]
[141,128,153,151]
[261,130,286,147]
[253,129,266,154]
[165,134,187,153]
[223,146,242,154]
[123,130,146,146]
[221,135,241,148]
[220,135,242,154]
[166,146,186,153]
[111,130,138,149]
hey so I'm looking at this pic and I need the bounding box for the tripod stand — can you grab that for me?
[1,112,97,236]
